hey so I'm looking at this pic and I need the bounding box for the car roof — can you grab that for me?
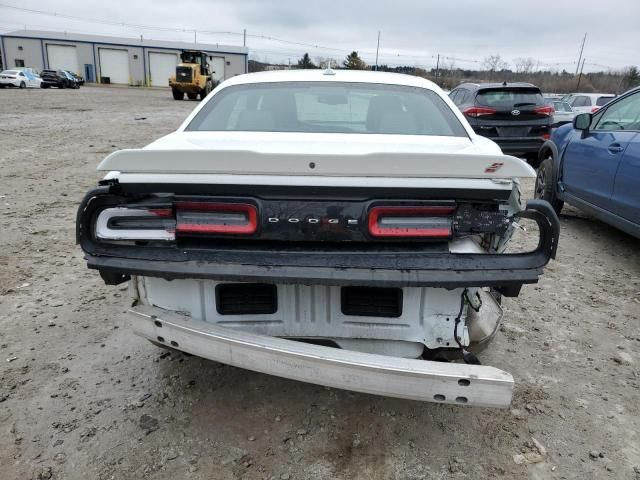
[219,69,442,92]
[570,92,615,97]
[456,82,538,90]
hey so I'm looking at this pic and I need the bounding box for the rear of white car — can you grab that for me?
[0,69,41,88]
[0,70,25,88]
[567,92,615,114]
[77,71,559,408]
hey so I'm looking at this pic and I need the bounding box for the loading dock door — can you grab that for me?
[47,45,80,73]
[209,56,225,82]
[149,52,178,87]
[98,48,130,85]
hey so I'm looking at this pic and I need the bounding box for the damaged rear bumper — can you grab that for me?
[78,189,559,288]
[131,305,514,408]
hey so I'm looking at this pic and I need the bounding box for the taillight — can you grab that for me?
[95,207,176,241]
[368,206,455,238]
[463,106,496,118]
[591,107,600,113]
[176,202,258,235]
[542,133,550,140]
[534,106,555,116]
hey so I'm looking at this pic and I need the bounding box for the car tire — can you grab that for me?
[59,83,65,89]
[172,88,184,100]
[200,82,211,100]
[19,81,26,89]
[535,158,563,215]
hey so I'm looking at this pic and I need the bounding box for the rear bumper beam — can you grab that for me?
[131,305,514,408]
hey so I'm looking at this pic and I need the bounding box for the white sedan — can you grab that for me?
[0,69,42,88]
[77,69,560,408]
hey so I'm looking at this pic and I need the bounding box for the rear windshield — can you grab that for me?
[2,70,18,75]
[553,101,572,112]
[186,82,468,137]
[476,88,544,108]
[596,96,614,106]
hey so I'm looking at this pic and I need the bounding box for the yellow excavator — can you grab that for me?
[169,50,216,101]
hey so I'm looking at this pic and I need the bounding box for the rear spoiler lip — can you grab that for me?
[97,148,536,179]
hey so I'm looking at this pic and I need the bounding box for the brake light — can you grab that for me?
[534,106,555,116]
[368,206,455,238]
[463,106,496,118]
[176,202,258,235]
[591,107,600,113]
[542,133,550,140]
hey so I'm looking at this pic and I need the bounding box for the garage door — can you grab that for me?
[149,52,178,87]
[209,56,225,82]
[47,45,79,74]
[99,48,130,85]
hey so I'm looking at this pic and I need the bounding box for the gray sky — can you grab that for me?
[1,0,638,72]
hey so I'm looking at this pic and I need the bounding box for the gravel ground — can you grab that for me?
[1,86,639,480]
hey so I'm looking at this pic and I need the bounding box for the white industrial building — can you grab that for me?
[0,30,248,86]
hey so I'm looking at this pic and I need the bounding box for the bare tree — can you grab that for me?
[514,57,536,74]
[315,57,339,69]
[483,54,508,72]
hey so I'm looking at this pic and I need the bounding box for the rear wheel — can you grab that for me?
[535,158,563,215]
[59,82,65,89]
[19,81,26,89]
[187,92,198,100]
[172,88,184,100]
[200,82,211,100]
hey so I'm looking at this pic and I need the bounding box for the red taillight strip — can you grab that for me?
[368,206,455,238]
[534,106,555,116]
[175,202,258,235]
[148,208,173,217]
[463,106,497,117]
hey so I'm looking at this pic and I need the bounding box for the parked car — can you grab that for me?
[64,70,84,86]
[536,86,640,238]
[14,67,41,78]
[550,100,575,127]
[77,70,559,408]
[40,69,77,89]
[449,82,554,166]
[62,71,81,88]
[0,69,41,88]
[564,93,615,114]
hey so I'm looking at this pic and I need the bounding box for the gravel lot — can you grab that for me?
[1,86,639,480]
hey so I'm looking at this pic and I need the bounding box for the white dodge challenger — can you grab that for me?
[77,69,559,408]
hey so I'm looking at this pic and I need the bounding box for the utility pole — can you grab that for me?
[576,57,586,89]
[435,54,440,84]
[243,29,246,47]
[375,31,381,71]
[194,30,197,45]
[575,32,587,76]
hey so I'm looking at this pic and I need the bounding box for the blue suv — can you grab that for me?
[536,87,640,238]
